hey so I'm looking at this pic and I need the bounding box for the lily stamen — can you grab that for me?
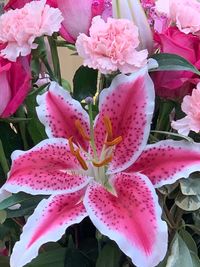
[75,119,91,141]
[103,116,113,140]
[68,136,88,170]
[92,155,113,167]
[105,136,123,146]
[69,136,77,155]
[74,149,88,170]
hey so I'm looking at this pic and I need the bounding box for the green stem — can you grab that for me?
[0,139,9,176]
[48,36,62,85]
[16,108,29,150]
[155,100,175,139]
[116,0,121,18]
[41,56,55,81]
[151,130,193,142]
[88,103,98,159]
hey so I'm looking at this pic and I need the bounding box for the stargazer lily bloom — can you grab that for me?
[2,68,200,267]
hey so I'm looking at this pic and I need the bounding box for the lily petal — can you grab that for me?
[84,173,167,267]
[2,138,91,195]
[10,190,87,267]
[36,82,90,151]
[128,140,200,188]
[94,67,155,174]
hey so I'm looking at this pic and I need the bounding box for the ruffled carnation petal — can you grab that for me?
[76,16,148,74]
[0,0,63,61]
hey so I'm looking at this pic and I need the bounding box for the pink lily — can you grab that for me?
[0,56,31,118]
[2,68,200,267]
[5,0,111,43]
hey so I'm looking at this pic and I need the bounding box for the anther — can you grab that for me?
[92,155,113,167]
[69,137,77,155]
[68,137,88,170]
[75,149,88,170]
[103,116,113,140]
[75,120,91,141]
[105,136,123,146]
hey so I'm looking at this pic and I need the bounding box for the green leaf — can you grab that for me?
[0,192,46,211]
[0,256,9,267]
[150,53,200,75]
[26,248,66,267]
[96,242,122,267]
[73,66,98,101]
[6,195,46,218]
[179,229,198,254]
[175,193,200,211]
[165,233,199,267]
[166,233,192,267]
[180,175,200,196]
[64,247,92,267]
[191,251,200,266]
[25,94,47,144]
[0,210,6,224]
[0,122,23,159]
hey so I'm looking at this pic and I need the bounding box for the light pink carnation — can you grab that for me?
[0,0,63,61]
[172,83,200,136]
[76,16,148,74]
[156,0,200,35]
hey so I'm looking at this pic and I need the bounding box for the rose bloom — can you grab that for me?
[0,55,31,118]
[151,26,200,100]
[172,83,200,136]
[76,16,148,74]
[155,0,200,35]
[0,0,63,61]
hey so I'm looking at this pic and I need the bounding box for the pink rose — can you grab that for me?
[151,26,200,99]
[0,55,31,118]
[5,0,112,44]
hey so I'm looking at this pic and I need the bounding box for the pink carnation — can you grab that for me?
[76,16,148,74]
[156,0,200,35]
[172,83,200,136]
[0,0,63,61]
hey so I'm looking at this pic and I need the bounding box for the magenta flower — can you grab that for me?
[0,56,31,118]
[2,68,200,267]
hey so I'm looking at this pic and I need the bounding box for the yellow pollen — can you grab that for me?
[105,136,123,146]
[68,137,88,170]
[92,155,113,168]
[75,119,91,141]
[103,116,113,140]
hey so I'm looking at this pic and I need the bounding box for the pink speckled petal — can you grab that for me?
[84,173,167,267]
[36,82,90,151]
[128,140,200,188]
[10,190,87,267]
[2,138,91,195]
[94,67,155,173]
